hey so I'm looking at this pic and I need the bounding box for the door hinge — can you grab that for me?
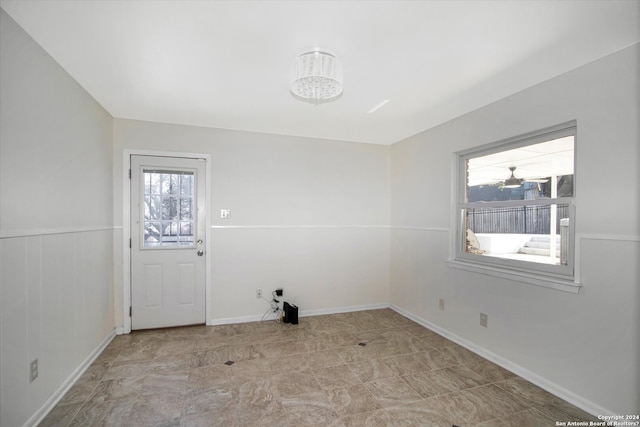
[128,169,131,179]
[129,306,132,317]
[129,238,132,248]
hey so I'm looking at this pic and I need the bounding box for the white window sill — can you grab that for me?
[446,259,581,294]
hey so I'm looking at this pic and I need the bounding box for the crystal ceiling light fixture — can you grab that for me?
[290,49,343,104]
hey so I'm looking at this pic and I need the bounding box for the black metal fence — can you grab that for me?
[467,205,569,234]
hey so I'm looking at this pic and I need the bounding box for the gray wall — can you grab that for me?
[389,43,639,414]
[0,9,114,426]
[112,120,391,324]
[2,4,638,423]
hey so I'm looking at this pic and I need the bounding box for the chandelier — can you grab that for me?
[290,49,343,104]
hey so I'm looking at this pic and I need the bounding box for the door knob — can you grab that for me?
[197,250,204,256]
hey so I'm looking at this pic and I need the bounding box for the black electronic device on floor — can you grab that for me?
[283,301,298,324]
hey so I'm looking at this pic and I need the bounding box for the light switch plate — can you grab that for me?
[480,313,488,328]
[30,359,38,382]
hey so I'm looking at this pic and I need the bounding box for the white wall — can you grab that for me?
[390,43,640,415]
[113,120,390,325]
[3,2,637,422]
[0,9,114,426]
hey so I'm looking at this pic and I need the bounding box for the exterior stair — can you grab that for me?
[518,235,560,257]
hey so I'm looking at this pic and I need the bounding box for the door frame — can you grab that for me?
[122,149,212,334]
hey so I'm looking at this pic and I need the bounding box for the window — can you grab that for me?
[142,169,195,247]
[453,122,576,283]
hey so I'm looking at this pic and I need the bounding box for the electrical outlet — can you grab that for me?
[256,289,262,299]
[439,298,445,310]
[220,209,231,219]
[480,313,488,328]
[30,359,38,382]
[275,288,283,297]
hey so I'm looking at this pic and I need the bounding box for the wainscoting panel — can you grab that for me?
[0,228,114,427]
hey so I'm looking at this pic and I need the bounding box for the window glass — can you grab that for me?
[142,170,195,247]
[466,136,574,202]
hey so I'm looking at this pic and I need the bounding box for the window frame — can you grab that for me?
[450,121,579,289]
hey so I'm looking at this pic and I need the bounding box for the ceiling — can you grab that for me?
[1,1,638,145]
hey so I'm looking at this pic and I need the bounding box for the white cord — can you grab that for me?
[260,292,282,322]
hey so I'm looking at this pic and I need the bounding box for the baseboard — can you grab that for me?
[389,304,613,417]
[299,303,389,317]
[26,329,117,427]
[208,314,267,326]
[208,302,390,326]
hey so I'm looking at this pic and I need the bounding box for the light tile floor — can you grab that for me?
[40,309,597,426]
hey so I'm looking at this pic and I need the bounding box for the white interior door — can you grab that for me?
[130,155,206,330]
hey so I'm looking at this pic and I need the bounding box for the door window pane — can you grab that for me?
[145,173,161,195]
[144,196,161,220]
[162,197,178,220]
[180,175,193,196]
[144,221,162,246]
[142,170,194,247]
[180,198,193,220]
